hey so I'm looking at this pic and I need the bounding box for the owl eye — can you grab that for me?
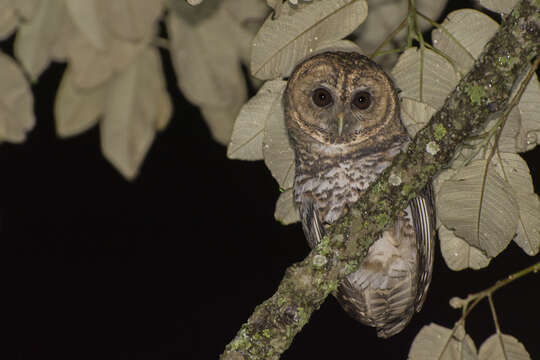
[352,91,372,110]
[312,88,333,107]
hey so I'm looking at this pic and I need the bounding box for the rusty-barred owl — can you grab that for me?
[284,51,435,338]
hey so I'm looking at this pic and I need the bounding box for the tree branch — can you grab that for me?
[221,1,540,359]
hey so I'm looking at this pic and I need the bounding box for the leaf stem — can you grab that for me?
[369,16,408,59]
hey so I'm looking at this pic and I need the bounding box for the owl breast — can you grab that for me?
[293,145,401,224]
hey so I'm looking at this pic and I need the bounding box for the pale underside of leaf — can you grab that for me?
[54,67,106,138]
[517,72,540,152]
[438,225,491,270]
[0,51,35,143]
[437,160,519,258]
[250,0,368,79]
[263,87,295,189]
[98,0,164,42]
[478,333,530,360]
[491,153,540,255]
[15,0,40,20]
[101,48,170,180]
[200,101,243,146]
[432,9,498,76]
[392,47,459,110]
[14,0,67,81]
[401,98,438,138]
[65,17,155,89]
[408,323,478,360]
[311,39,363,56]
[478,0,519,14]
[274,189,300,225]
[66,0,107,50]
[0,1,18,40]
[227,80,286,160]
[167,6,246,109]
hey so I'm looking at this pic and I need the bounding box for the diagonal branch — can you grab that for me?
[221,1,540,359]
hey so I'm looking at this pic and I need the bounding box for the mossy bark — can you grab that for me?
[221,1,540,359]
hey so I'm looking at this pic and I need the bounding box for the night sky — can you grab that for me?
[3,5,540,360]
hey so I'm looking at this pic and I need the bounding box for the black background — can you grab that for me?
[3,2,540,359]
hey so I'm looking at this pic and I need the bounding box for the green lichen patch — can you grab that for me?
[434,124,447,141]
[464,84,486,105]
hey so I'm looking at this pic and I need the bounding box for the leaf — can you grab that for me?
[54,67,105,137]
[263,85,295,189]
[167,5,246,108]
[274,189,300,225]
[101,48,170,180]
[478,0,519,14]
[409,323,478,360]
[437,159,519,258]
[0,1,18,40]
[491,153,540,255]
[439,225,491,271]
[354,0,446,63]
[200,101,243,146]
[392,47,459,110]
[224,0,269,24]
[432,9,498,75]
[0,51,35,143]
[228,80,286,160]
[401,98,438,137]
[517,72,540,152]
[311,39,363,56]
[478,333,530,360]
[64,10,155,89]
[15,0,40,20]
[250,0,368,79]
[14,0,68,81]
[97,0,164,42]
[66,0,107,50]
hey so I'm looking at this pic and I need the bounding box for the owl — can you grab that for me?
[284,51,435,338]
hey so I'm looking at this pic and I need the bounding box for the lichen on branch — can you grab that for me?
[221,1,540,359]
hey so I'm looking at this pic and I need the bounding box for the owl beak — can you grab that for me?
[337,112,345,136]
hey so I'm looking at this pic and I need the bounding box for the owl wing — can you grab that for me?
[333,186,435,338]
[409,184,436,312]
[299,197,325,249]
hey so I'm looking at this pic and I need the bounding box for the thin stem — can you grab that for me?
[488,295,502,334]
[370,16,408,59]
[152,37,170,51]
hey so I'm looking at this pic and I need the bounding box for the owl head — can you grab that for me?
[284,52,407,153]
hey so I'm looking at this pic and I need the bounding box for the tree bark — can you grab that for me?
[221,1,540,359]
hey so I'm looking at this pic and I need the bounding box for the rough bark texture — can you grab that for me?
[221,1,540,359]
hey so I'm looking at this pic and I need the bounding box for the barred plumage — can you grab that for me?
[284,51,435,338]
